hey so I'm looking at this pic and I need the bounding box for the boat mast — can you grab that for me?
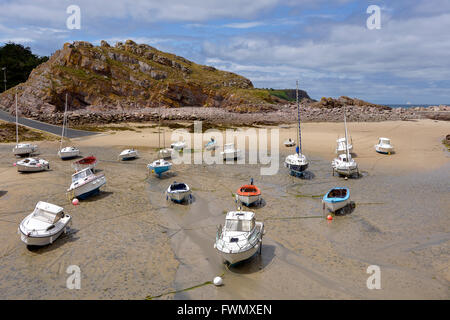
[15,93,18,145]
[60,93,68,151]
[296,80,302,155]
[344,105,350,161]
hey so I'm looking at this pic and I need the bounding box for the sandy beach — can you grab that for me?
[0,119,449,299]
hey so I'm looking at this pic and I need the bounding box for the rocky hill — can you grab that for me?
[0,40,278,118]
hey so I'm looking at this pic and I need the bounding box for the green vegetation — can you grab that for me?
[0,43,48,92]
[72,124,137,132]
[0,121,55,142]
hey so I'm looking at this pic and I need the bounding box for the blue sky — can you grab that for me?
[1,0,450,104]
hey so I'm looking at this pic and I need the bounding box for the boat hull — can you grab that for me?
[221,150,240,160]
[167,190,191,203]
[19,216,72,246]
[69,175,106,199]
[237,194,261,206]
[119,151,138,160]
[19,225,69,246]
[323,199,349,212]
[17,164,48,172]
[285,162,309,173]
[59,150,80,160]
[13,146,37,156]
[217,243,261,265]
[375,145,394,154]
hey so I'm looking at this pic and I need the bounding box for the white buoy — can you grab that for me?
[213,276,223,286]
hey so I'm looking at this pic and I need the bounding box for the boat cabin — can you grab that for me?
[224,211,256,232]
[224,143,235,151]
[338,154,351,162]
[32,201,65,224]
[71,168,93,183]
[378,138,391,145]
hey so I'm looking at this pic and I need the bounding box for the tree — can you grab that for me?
[0,42,49,91]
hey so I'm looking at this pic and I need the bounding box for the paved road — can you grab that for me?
[0,110,98,138]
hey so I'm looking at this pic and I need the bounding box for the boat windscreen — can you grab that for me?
[225,219,255,232]
[72,170,88,182]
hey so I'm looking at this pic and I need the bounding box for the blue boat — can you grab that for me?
[147,159,172,177]
[322,187,350,212]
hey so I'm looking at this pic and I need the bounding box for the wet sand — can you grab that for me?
[0,119,449,299]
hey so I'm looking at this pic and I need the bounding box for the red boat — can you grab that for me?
[72,156,97,172]
[236,179,261,207]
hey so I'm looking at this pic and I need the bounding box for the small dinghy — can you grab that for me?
[158,148,173,159]
[13,143,38,157]
[205,138,217,151]
[67,168,106,200]
[18,201,71,246]
[16,158,49,172]
[72,156,97,172]
[166,181,192,203]
[322,187,350,213]
[119,148,139,160]
[236,179,261,207]
[284,138,296,147]
[332,153,359,177]
[147,159,172,177]
[171,140,186,151]
[375,138,394,154]
[221,143,241,160]
[58,146,80,160]
[214,210,264,265]
[336,137,353,155]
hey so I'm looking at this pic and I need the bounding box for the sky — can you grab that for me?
[0,0,449,104]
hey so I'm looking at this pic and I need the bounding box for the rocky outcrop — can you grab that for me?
[309,96,391,110]
[0,40,262,117]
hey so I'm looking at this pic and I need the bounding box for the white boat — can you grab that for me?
[147,159,172,177]
[13,143,38,156]
[18,201,72,246]
[332,153,359,177]
[166,181,192,203]
[67,168,106,200]
[171,140,186,151]
[158,148,173,159]
[221,143,241,160]
[119,148,139,160]
[205,138,217,151]
[12,94,38,156]
[236,180,261,207]
[285,81,309,175]
[284,138,296,147]
[214,210,264,265]
[332,106,359,177]
[58,94,80,160]
[322,187,350,213]
[58,146,80,160]
[285,152,309,173]
[375,138,394,154]
[336,137,353,154]
[16,158,50,172]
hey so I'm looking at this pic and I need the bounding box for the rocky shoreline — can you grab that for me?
[20,104,450,126]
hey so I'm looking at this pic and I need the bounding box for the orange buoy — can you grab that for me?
[327,215,333,221]
[72,198,79,206]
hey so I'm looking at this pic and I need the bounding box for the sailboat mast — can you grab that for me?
[15,93,18,145]
[60,93,68,150]
[344,105,350,161]
[296,80,302,155]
